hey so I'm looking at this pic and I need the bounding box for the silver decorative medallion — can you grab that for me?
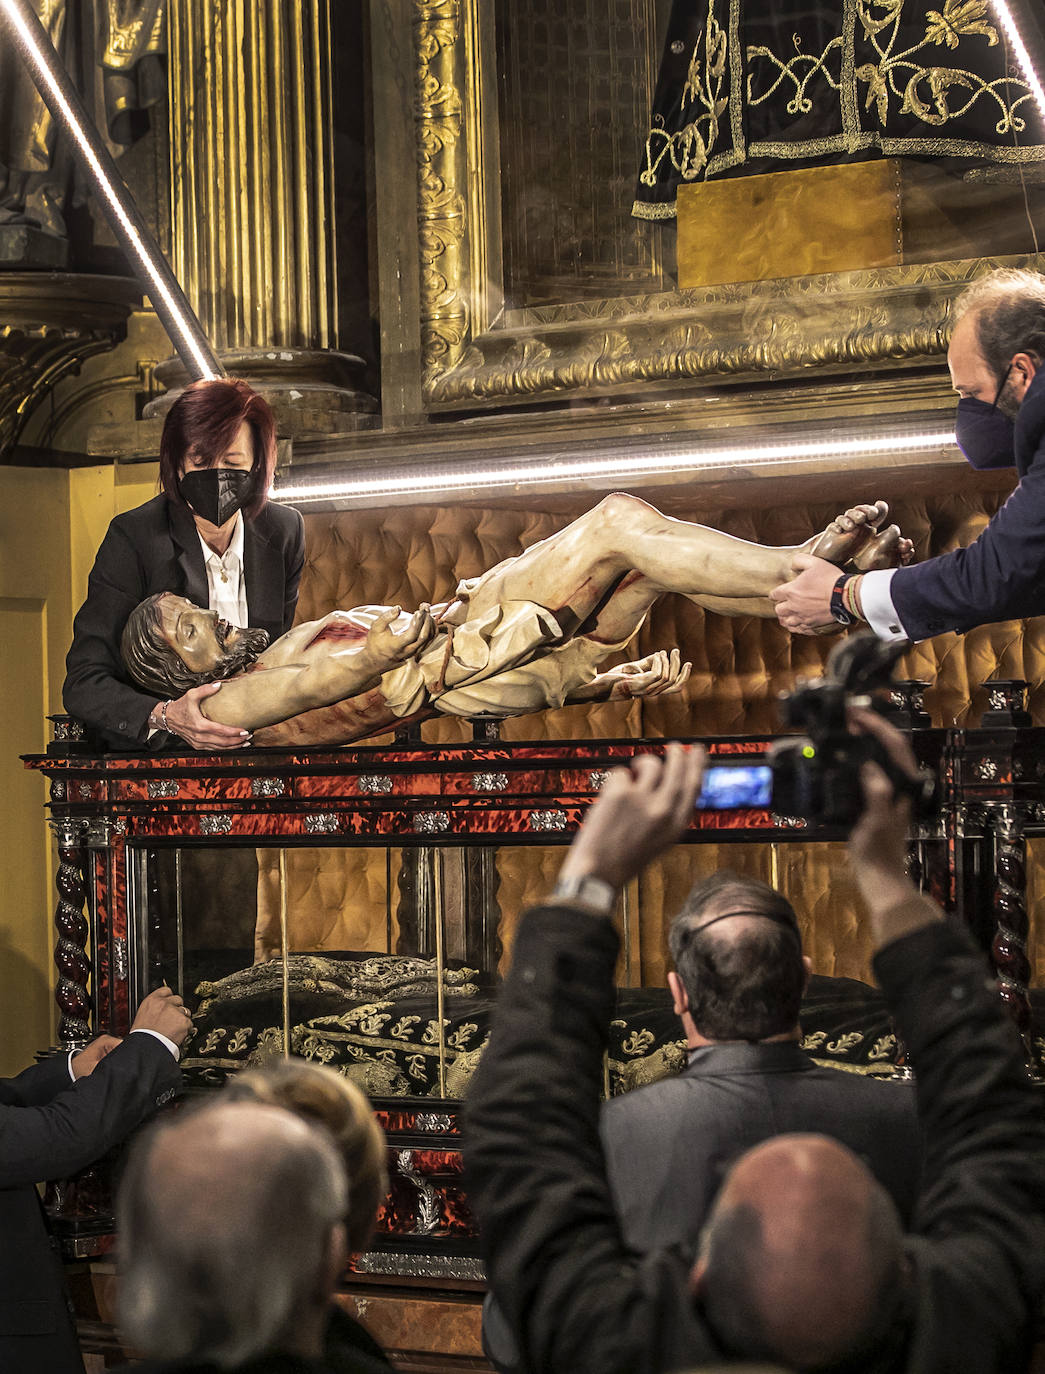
[251,777,286,798]
[359,775,393,794]
[113,938,128,982]
[588,770,609,791]
[305,813,340,834]
[199,814,233,835]
[77,782,93,800]
[147,779,180,799]
[50,780,66,800]
[415,811,450,833]
[529,808,568,831]
[413,1112,454,1133]
[975,758,999,781]
[771,813,807,829]
[472,772,508,791]
[111,816,128,835]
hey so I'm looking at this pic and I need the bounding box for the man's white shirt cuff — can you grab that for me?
[131,1027,181,1060]
[859,569,907,641]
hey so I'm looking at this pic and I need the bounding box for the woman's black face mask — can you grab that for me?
[179,467,254,525]
[953,365,1016,471]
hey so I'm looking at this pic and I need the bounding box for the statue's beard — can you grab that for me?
[209,623,270,680]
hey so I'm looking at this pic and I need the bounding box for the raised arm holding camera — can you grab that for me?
[464,719,1045,1373]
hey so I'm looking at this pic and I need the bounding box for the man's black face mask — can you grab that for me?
[179,468,254,525]
[953,365,1016,471]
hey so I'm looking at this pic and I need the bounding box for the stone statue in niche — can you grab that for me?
[120,492,910,749]
[0,0,165,263]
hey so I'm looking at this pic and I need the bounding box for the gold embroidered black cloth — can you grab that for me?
[634,0,1045,219]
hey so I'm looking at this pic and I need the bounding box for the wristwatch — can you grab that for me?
[550,873,618,916]
[829,573,855,626]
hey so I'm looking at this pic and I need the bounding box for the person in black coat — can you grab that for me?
[773,267,1045,640]
[63,378,305,751]
[465,722,1045,1373]
[0,986,189,1374]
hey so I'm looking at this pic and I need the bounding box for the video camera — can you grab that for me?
[697,633,937,827]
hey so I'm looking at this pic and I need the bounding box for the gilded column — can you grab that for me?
[414,0,470,382]
[161,0,374,425]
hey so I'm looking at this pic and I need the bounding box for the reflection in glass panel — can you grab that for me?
[496,0,1045,304]
[133,845,501,1099]
[128,836,917,1098]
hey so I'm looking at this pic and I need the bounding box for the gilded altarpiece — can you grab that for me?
[394,0,1045,412]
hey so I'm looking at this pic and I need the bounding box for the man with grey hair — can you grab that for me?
[772,266,1045,639]
[115,1099,388,1374]
[601,869,920,1257]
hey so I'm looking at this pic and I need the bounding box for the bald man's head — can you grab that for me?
[118,1100,348,1368]
[694,1134,904,1370]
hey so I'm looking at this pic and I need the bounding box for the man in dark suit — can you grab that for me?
[601,870,921,1257]
[0,986,189,1374]
[63,378,304,752]
[771,267,1045,640]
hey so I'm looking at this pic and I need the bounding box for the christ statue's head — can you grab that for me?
[121,592,269,696]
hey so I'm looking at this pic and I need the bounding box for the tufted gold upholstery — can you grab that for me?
[260,490,1045,987]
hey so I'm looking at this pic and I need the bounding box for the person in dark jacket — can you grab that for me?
[773,267,1045,640]
[63,377,304,751]
[0,986,189,1374]
[465,718,1045,1373]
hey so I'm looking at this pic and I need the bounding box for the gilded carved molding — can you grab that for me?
[0,274,139,459]
[414,0,470,379]
[408,1,1045,409]
[423,253,1045,407]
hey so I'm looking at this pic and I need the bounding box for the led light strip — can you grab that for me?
[274,429,958,504]
[991,0,1045,126]
[0,0,221,382]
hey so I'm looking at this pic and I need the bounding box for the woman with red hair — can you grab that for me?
[64,378,304,750]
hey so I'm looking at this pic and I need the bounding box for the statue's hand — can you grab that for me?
[364,604,437,666]
[602,649,691,700]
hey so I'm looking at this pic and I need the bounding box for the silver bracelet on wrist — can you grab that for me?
[160,700,172,733]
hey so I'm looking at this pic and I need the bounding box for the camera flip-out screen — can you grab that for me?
[696,761,772,811]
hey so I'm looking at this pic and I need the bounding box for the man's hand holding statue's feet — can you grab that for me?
[772,501,915,636]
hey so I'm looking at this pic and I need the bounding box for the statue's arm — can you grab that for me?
[202,606,438,730]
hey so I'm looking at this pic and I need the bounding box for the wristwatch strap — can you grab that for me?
[829,573,855,626]
[550,873,618,916]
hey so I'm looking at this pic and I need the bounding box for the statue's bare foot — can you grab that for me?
[808,501,890,567]
[851,525,916,571]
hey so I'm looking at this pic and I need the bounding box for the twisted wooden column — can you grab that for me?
[48,816,91,1050]
[988,803,1039,1075]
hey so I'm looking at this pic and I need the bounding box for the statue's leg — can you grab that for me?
[459,492,891,631]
